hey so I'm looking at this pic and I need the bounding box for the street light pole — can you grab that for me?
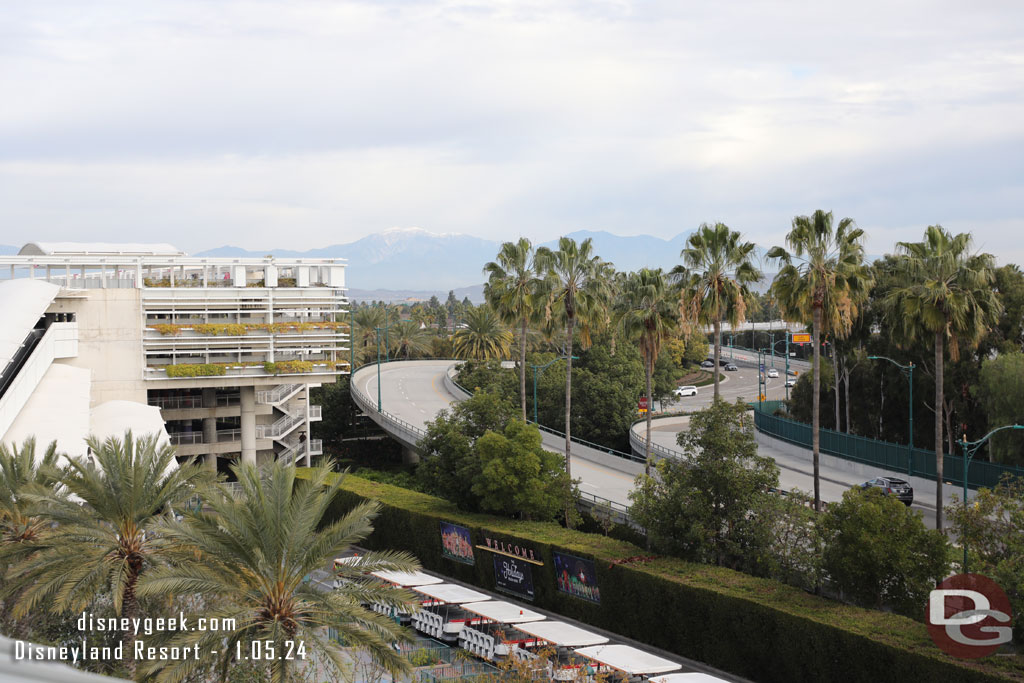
[375,327,382,411]
[868,356,915,476]
[959,425,1024,572]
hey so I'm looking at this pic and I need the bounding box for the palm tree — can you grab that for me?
[353,306,386,355]
[618,269,679,476]
[3,432,208,678]
[535,237,612,526]
[452,306,513,360]
[484,238,543,421]
[389,319,431,359]
[884,225,1001,530]
[675,223,762,399]
[768,210,871,512]
[139,460,419,683]
[0,437,62,548]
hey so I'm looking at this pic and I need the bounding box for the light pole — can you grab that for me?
[959,425,1024,572]
[530,355,577,424]
[868,356,915,476]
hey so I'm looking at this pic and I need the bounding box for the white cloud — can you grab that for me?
[1,0,1023,264]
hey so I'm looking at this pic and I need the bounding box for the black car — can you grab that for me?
[701,360,715,368]
[860,477,914,505]
[719,359,729,367]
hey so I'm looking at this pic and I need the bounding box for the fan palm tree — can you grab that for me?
[884,225,1001,530]
[2,432,209,678]
[452,305,513,360]
[618,269,680,476]
[139,460,419,683]
[484,238,543,421]
[0,437,63,548]
[768,210,871,512]
[389,319,431,359]
[675,223,762,399]
[353,306,386,355]
[535,237,612,526]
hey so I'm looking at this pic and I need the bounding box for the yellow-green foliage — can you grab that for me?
[164,363,227,378]
[263,360,315,374]
[194,323,248,336]
[151,324,182,336]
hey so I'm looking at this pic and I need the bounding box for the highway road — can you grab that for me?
[355,357,950,528]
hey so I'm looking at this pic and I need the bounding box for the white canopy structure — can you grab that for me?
[2,364,91,460]
[513,621,609,648]
[574,644,681,676]
[460,601,546,624]
[90,400,171,449]
[650,674,731,683]
[412,584,491,604]
[18,242,183,256]
[370,569,444,587]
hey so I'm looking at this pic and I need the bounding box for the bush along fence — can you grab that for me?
[315,472,1023,683]
[752,401,1024,490]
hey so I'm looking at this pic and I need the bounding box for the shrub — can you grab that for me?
[163,364,227,378]
[151,324,182,336]
[263,360,314,374]
[194,323,248,336]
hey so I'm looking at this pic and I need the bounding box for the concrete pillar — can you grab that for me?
[241,386,256,465]
[202,388,218,471]
[402,445,420,465]
[304,385,312,467]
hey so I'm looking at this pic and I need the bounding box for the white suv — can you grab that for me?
[673,385,698,397]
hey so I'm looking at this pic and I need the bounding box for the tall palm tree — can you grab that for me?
[618,269,680,476]
[353,306,386,355]
[452,306,513,360]
[0,437,62,548]
[768,210,871,512]
[3,432,208,678]
[139,460,419,683]
[535,237,612,526]
[389,319,431,359]
[675,223,762,399]
[484,238,543,421]
[884,225,1001,530]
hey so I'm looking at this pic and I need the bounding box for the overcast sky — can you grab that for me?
[2,1,1023,261]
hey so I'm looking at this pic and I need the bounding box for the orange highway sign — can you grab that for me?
[791,333,811,344]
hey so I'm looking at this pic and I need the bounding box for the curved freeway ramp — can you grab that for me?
[350,360,641,511]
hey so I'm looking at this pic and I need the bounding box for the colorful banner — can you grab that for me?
[440,522,474,565]
[492,555,535,600]
[553,552,600,604]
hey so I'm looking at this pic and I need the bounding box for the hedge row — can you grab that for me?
[317,472,1024,683]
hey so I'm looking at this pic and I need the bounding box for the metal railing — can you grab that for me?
[256,411,305,439]
[256,383,302,404]
[168,432,203,445]
[149,395,202,410]
[309,404,322,420]
[751,402,1024,490]
[628,423,685,462]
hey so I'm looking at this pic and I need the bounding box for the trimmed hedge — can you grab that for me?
[164,363,227,378]
[315,472,1024,683]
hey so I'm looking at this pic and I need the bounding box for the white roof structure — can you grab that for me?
[0,279,59,373]
[370,569,444,587]
[460,601,546,624]
[90,401,172,463]
[650,674,731,683]
[513,621,609,648]
[412,583,492,604]
[574,644,681,676]
[2,364,91,460]
[19,242,183,256]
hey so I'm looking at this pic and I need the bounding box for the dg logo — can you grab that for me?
[927,573,1013,659]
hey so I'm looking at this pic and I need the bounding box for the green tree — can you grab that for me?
[417,392,517,511]
[769,210,871,511]
[452,306,513,360]
[974,353,1024,464]
[676,222,763,400]
[0,437,62,548]
[484,238,543,422]
[821,487,949,616]
[353,306,386,359]
[3,432,209,678]
[629,399,779,568]
[947,475,1024,642]
[471,419,575,521]
[884,225,1001,529]
[389,319,431,359]
[139,461,419,682]
[535,237,612,526]
[617,268,680,475]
